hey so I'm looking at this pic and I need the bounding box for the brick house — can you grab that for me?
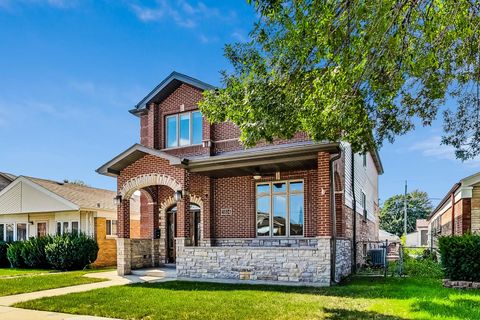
[0,174,140,267]
[428,172,480,247]
[97,72,383,285]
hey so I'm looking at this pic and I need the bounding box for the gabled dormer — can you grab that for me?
[129,72,215,157]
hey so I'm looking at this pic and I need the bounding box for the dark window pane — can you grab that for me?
[290,194,304,236]
[273,182,286,193]
[192,111,202,144]
[16,223,27,241]
[256,196,270,236]
[56,222,62,235]
[166,116,177,147]
[289,181,303,193]
[6,224,13,242]
[71,222,79,235]
[273,195,286,236]
[37,223,47,237]
[0,224,4,242]
[179,113,190,146]
[256,184,270,195]
[63,222,69,233]
[106,220,111,236]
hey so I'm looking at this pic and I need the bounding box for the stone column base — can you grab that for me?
[116,238,132,276]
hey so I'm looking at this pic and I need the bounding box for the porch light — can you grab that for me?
[174,190,183,202]
[113,195,122,206]
[253,174,262,180]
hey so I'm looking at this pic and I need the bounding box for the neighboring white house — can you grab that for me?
[0,175,139,266]
[406,219,429,247]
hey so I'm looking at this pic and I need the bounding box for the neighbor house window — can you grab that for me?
[256,180,304,237]
[362,153,367,167]
[16,223,27,241]
[0,224,4,242]
[71,221,79,235]
[6,224,13,242]
[37,222,47,238]
[56,221,79,235]
[106,219,117,236]
[165,111,202,148]
[361,191,367,218]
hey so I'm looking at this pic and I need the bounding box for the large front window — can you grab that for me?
[165,111,203,148]
[256,180,304,237]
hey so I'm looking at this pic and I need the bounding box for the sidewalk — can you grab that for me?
[0,268,176,320]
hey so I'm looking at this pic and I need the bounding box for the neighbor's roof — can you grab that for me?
[129,71,215,117]
[378,229,400,242]
[25,177,117,211]
[0,172,16,181]
[416,219,428,229]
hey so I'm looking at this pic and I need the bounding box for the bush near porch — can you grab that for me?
[6,233,99,271]
[439,234,480,282]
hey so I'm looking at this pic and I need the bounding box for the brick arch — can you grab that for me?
[159,194,204,213]
[120,173,182,199]
[159,194,205,241]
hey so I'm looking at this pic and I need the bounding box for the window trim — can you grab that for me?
[15,222,28,241]
[164,110,203,149]
[56,220,80,235]
[256,179,305,238]
[106,219,118,238]
[36,221,48,238]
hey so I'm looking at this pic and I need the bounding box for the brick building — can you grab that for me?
[97,72,383,285]
[428,172,480,247]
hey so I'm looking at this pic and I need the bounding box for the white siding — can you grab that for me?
[342,142,379,222]
[0,180,76,214]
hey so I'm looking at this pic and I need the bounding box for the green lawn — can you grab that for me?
[0,268,54,277]
[14,277,480,320]
[0,270,109,296]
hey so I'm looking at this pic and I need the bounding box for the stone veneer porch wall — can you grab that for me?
[176,238,332,286]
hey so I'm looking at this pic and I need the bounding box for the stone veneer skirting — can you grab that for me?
[117,238,161,275]
[443,279,480,289]
[176,238,332,285]
[213,238,319,247]
[335,239,352,282]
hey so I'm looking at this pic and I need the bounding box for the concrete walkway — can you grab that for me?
[0,268,177,320]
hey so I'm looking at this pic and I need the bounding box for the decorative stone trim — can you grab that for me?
[120,173,182,199]
[443,279,480,289]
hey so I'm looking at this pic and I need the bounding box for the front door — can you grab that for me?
[166,210,176,263]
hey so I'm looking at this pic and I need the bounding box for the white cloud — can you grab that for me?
[129,0,231,29]
[0,0,76,10]
[410,135,480,167]
[231,29,248,42]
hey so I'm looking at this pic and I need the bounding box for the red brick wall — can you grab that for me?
[93,217,117,267]
[439,198,472,236]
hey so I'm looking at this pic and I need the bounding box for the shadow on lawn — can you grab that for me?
[411,298,480,320]
[323,308,405,320]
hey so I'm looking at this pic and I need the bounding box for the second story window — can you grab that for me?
[166,111,203,148]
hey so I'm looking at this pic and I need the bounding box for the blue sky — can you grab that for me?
[0,0,478,207]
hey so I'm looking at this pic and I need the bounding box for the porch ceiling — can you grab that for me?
[176,142,340,177]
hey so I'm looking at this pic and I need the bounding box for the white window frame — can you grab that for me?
[256,179,305,237]
[56,221,80,235]
[361,190,367,219]
[5,223,14,242]
[36,221,48,238]
[165,111,202,148]
[106,219,118,237]
[15,222,28,241]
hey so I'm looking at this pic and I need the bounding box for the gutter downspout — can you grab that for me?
[330,148,342,284]
[351,148,357,273]
[451,192,455,236]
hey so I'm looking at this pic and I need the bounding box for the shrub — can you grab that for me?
[403,257,443,279]
[21,236,54,268]
[45,233,98,271]
[0,241,9,267]
[438,234,480,281]
[7,242,25,268]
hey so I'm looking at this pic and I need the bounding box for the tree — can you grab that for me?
[199,0,480,159]
[379,190,433,236]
